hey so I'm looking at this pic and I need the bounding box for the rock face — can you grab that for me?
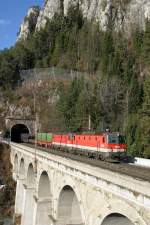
[17,6,40,41]
[18,0,150,40]
[36,0,150,31]
[36,0,61,30]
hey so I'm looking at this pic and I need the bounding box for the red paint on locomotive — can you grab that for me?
[52,133,126,155]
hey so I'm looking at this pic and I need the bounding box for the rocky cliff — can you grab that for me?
[18,0,150,40]
[17,6,40,41]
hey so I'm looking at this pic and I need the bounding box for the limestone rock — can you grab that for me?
[17,6,40,41]
[18,0,150,40]
[36,0,150,31]
[36,0,61,30]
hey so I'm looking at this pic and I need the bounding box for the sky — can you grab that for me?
[0,0,44,50]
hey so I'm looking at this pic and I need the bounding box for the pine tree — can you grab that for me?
[125,114,142,157]
[140,73,150,157]
[91,83,104,131]
[142,20,150,66]
[57,77,84,131]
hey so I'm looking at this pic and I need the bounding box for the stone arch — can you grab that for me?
[101,213,135,225]
[26,163,35,188]
[38,171,51,198]
[19,158,25,178]
[53,177,85,223]
[99,200,147,225]
[56,185,84,225]
[11,123,30,143]
[34,171,52,225]
[14,156,26,216]
[21,163,36,225]
[14,154,18,173]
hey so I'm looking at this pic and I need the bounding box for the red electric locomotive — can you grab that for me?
[52,132,126,159]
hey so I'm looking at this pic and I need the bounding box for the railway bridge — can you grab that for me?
[10,142,150,225]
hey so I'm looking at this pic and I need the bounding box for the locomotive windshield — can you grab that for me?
[108,134,125,144]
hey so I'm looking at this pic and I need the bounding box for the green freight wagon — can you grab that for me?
[47,133,53,142]
[41,133,47,141]
[37,133,42,141]
[37,132,53,142]
[37,133,47,141]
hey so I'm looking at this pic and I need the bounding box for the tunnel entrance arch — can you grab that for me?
[101,213,135,225]
[11,124,30,142]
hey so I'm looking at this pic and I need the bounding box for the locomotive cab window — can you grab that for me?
[108,134,126,144]
[118,135,126,144]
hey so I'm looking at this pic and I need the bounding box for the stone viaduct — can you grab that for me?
[10,142,150,225]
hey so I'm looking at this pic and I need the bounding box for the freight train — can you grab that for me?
[23,132,127,160]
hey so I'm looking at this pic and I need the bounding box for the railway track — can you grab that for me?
[23,143,150,182]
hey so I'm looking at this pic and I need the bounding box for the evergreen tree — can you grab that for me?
[57,77,84,131]
[140,74,150,157]
[128,74,142,113]
[0,50,20,89]
[125,114,142,157]
[91,83,104,131]
[142,20,150,66]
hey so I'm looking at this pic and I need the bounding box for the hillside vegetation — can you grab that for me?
[0,5,150,157]
[0,144,15,222]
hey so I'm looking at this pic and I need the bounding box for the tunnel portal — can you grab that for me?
[11,124,30,143]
